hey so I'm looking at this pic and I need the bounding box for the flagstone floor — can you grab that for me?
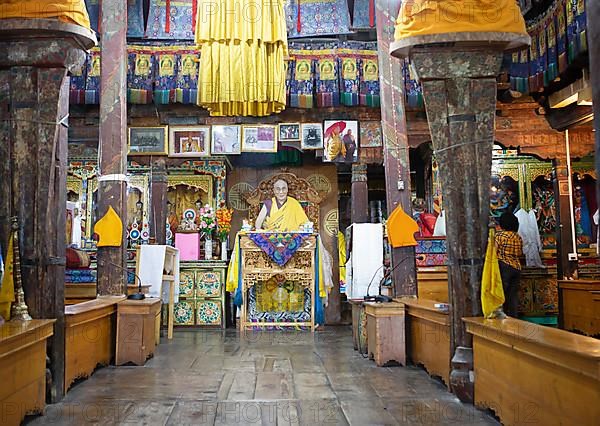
[27,326,499,425]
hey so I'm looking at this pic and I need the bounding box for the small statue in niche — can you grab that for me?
[167,201,179,231]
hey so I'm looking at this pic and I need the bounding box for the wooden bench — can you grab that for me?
[464,317,600,425]
[115,297,161,366]
[396,297,450,387]
[558,280,600,337]
[0,319,55,426]
[64,296,124,393]
[416,266,448,302]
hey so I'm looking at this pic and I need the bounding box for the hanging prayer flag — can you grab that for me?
[556,3,568,74]
[70,59,87,105]
[574,0,587,54]
[359,54,380,107]
[85,48,101,104]
[546,12,558,84]
[289,53,314,109]
[175,50,200,104]
[128,48,155,104]
[315,54,340,107]
[339,53,360,106]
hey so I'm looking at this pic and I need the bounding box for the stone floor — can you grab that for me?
[28,327,499,425]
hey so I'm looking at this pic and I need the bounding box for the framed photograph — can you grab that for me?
[211,125,241,155]
[359,121,382,148]
[278,123,300,142]
[169,126,210,157]
[242,125,278,153]
[128,126,168,155]
[323,120,359,163]
[300,123,323,150]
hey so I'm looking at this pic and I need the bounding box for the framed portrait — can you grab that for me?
[278,123,300,142]
[323,120,359,163]
[169,126,211,157]
[300,123,323,150]
[242,125,278,153]
[359,121,382,148]
[128,126,168,155]
[211,125,241,155]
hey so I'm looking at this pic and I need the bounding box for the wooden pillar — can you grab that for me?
[374,0,417,297]
[0,19,95,402]
[351,163,369,223]
[392,29,528,400]
[151,158,168,245]
[587,1,600,204]
[96,0,129,295]
[554,158,578,279]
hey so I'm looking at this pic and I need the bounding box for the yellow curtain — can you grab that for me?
[0,0,91,29]
[395,0,527,41]
[481,228,505,318]
[195,0,287,116]
[0,232,15,320]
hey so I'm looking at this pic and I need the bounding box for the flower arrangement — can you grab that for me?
[197,204,216,239]
[216,207,233,242]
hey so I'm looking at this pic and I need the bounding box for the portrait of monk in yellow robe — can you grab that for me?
[254,179,308,232]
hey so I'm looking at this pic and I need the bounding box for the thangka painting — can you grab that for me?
[359,121,382,148]
[285,0,351,38]
[323,120,358,163]
[532,176,557,247]
[352,0,376,29]
[85,0,145,38]
[489,175,519,222]
[146,0,196,40]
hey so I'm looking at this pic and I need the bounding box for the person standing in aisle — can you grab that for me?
[495,211,523,317]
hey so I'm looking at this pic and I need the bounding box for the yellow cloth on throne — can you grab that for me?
[394,0,527,41]
[262,197,309,232]
[0,0,91,29]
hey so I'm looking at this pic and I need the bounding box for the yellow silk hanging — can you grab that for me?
[0,231,15,320]
[0,0,91,29]
[395,0,527,41]
[195,0,288,116]
[481,228,505,318]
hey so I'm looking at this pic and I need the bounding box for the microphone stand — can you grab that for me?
[100,260,146,300]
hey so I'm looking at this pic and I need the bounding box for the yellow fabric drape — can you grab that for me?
[338,231,346,287]
[395,0,527,41]
[262,197,308,232]
[0,232,15,320]
[481,228,505,318]
[0,0,91,29]
[195,0,288,116]
[387,204,419,248]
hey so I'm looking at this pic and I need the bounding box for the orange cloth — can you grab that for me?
[0,0,91,29]
[395,0,527,41]
[94,206,123,247]
[387,204,419,248]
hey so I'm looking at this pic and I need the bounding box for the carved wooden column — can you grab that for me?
[96,0,129,295]
[0,19,95,402]
[375,0,417,297]
[554,158,578,282]
[587,1,600,200]
[151,158,168,245]
[351,163,369,223]
[392,32,529,403]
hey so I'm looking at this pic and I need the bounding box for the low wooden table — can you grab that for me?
[364,301,405,367]
[465,317,600,425]
[396,297,450,386]
[116,298,162,366]
[558,280,600,336]
[65,283,150,305]
[0,319,55,426]
[64,296,124,393]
